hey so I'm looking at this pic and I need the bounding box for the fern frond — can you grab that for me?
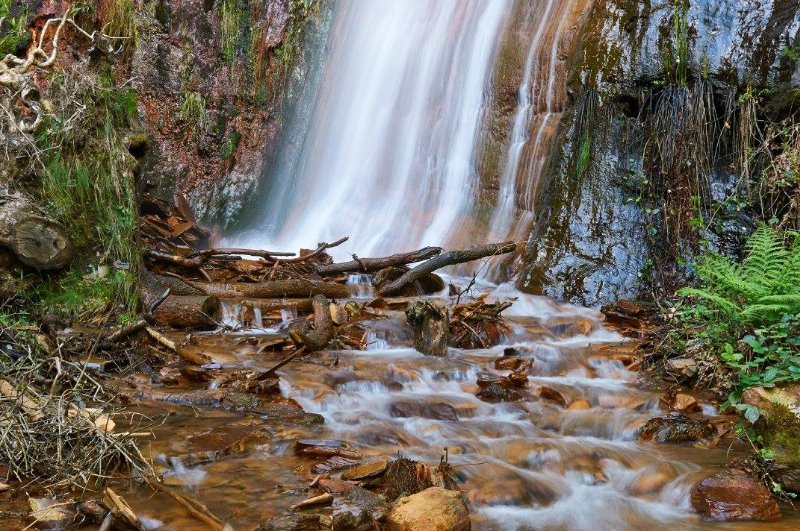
[740,304,793,322]
[742,225,788,293]
[694,254,764,299]
[678,287,741,315]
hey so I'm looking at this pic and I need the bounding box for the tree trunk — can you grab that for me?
[150,295,222,329]
[0,190,72,270]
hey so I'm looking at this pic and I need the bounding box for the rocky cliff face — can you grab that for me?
[520,0,800,306]
[132,0,327,227]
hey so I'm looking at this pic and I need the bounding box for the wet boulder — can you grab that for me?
[256,513,326,531]
[341,458,390,481]
[332,485,390,531]
[475,372,524,403]
[691,469,781,521]
[636,413,712,443]
[406,301,450,357]
[494,357,533,372]
[386,487,471,531]
[390,400,459,421]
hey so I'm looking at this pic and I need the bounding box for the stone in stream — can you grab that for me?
[385,487,471,531]
[636,413,713,443]
[313,456,361,474]
[405,300,450,356]
[691,469,781,521]
[256,513,326,531]
[171,423,266,467]
[331,485,390,531]
[295,439,363,460]
[537,385,568,407]
[29,497,77,528]
[567,399,592,410]
[494,357,532,371]
[374,266,445,296]
[341,458,390,480]
[664,357,699,379]
[475,372,523,403]
[389,400,459,421]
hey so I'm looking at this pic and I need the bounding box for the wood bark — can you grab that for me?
[195,279,350,299]
[150,295,222,330]
[143,273,207,298]
[315,246,442,276]
[378,242,518,296]
[289,295,334,352]
[236,298,314,314]
[0,190,72,270]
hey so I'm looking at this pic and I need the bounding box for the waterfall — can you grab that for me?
[236,0,510,257]
[235,0,583,275]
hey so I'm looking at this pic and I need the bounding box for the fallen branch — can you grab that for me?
[256,346,307,381]
[145,327,212,365]
[379,242,518,296]
[288,295,333,352]
[195,279,350,299]
[196,247,296,260]
[315,246,442,276]
[277,236,349,264]
[149,480,224,530]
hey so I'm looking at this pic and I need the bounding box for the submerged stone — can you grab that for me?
[636,413,712,443]
[691,469,781,521]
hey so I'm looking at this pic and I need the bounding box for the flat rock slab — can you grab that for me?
[341,458,390,480]
[389,401,458,421]
[296,439,363,460]
[691,469,781,521]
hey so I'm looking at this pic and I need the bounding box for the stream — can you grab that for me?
[120,281,798,530]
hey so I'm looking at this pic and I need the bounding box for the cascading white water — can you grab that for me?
[237,0,509,258]
[488,0,575,244]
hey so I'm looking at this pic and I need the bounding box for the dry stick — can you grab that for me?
[378,242,519,296]
[315,246,443,275]
[196,247,296,259]
[278,236,349,264]
[145,327,212,365]
[144,249,206,268]
[256,346,307,381]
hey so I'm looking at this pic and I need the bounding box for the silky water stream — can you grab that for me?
[120,281,798,530]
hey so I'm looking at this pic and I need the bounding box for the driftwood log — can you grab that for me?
[289,295,334,352]
[151,295,222,329]
[379,242,518,296]
[315,246,442,276]
[144,273,207,297]
[195,279,350,299]
[0,190,72,270]
[236,298,314,314]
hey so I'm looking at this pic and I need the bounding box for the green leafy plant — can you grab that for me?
[677,225,800,423]
[678,225,800,322]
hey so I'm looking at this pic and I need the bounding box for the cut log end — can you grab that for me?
[11,217,72,270]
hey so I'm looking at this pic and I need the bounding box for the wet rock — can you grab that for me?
[256,513,326,531]
[332,486,389,531]
[341,458,390,480]
[175,423,265,466]
[76,499,107,523]
[691,469,781,521]
[544,316,596,337]
[537,386,568,407]
[313,456,361,474]
[662,392,701,414]
[295,439,363,460]
[475,381,522,403]
[390,400,459,421]
[381,458,433,501]
[493,357,532,371]
[567,399,592,410]
[386,487,470,531]
[318,478,356,495]
[29,497,76,528]
[406,301,450,356]
[636,414,713,443]
[665,358,699,379]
